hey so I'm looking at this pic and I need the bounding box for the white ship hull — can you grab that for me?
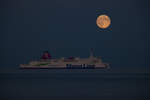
[20,63,109,69]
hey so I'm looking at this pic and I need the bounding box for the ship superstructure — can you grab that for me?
[20,50,109,69]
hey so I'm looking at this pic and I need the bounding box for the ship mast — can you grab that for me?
[89,48,94,58]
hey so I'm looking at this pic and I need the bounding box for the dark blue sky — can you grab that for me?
[1,0,150,67]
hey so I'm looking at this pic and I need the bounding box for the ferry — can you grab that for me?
[20,50,109,69]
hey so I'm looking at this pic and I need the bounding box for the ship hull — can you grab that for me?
[20,64,109,69]
[20,67,107,69]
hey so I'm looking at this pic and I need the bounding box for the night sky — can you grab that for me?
[1,0,150,68]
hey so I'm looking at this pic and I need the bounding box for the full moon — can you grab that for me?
[96,15,111,29]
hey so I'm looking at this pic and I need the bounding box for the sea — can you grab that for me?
[0,67,150,100]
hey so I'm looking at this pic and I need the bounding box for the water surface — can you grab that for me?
[0,68,150,100]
